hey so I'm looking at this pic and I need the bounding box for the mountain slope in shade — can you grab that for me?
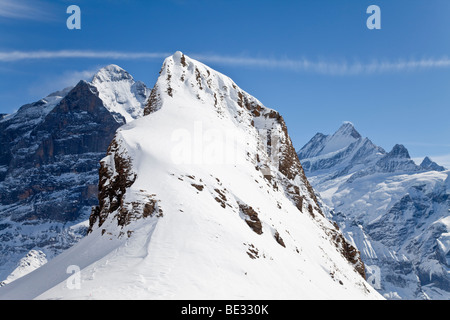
[298,123,450,300]
[0,66,150,284]
[0,52,382,300]
[420,157,446,172]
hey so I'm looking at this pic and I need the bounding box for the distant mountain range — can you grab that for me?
[298,122,449,299]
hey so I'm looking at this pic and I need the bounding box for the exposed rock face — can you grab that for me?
[0,81,122,221]
[238,202,263,235]
[88,136,163,235]
[0,66,150,282]
[298,123,450,300]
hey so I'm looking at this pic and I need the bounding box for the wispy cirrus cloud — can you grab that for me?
[0,50,172,61]
[0,0,54,21]
[194,54,450,75]
[1,49,450,75]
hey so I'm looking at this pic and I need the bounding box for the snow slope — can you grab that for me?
[0,250,47,287]
[0,52,382,300]
[298,123,450,300]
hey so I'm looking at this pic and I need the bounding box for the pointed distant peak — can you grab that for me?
[421,156,433,166]
[91,64,133,84]
[99,64,127,73]
[334,121,361,140]
[420,156,446,171]
[342,121,354,127]
[387,144,411,159]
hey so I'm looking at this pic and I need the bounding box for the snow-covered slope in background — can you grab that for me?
[91,64,150,123]
[0,250,47,287]
[0,53,382,300]
[298,123,450,300]
[0,65,150,285]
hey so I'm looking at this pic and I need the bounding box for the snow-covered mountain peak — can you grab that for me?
[335,121,362,139]
[297,123,385,178]
[320,122,362,154]
[0,55,383,300]
[145,51,273,121]
[297,122,365,161]
[49,54,382,300]
[90,64,150,123]
[91,64,133,84]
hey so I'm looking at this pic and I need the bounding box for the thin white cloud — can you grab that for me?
[193,54,450,75]
[0,0,53,21]
[0,50,172,61]
[1,50,450,75]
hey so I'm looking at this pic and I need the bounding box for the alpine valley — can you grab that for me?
[0,52,382,300]
[298,122,450,299]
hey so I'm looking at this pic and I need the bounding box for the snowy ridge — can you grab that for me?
[0,52,382,300]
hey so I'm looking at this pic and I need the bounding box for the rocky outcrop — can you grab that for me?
[238,202,263,235]
[88,136,163,235]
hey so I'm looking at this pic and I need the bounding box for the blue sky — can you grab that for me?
[0,0,449,165]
